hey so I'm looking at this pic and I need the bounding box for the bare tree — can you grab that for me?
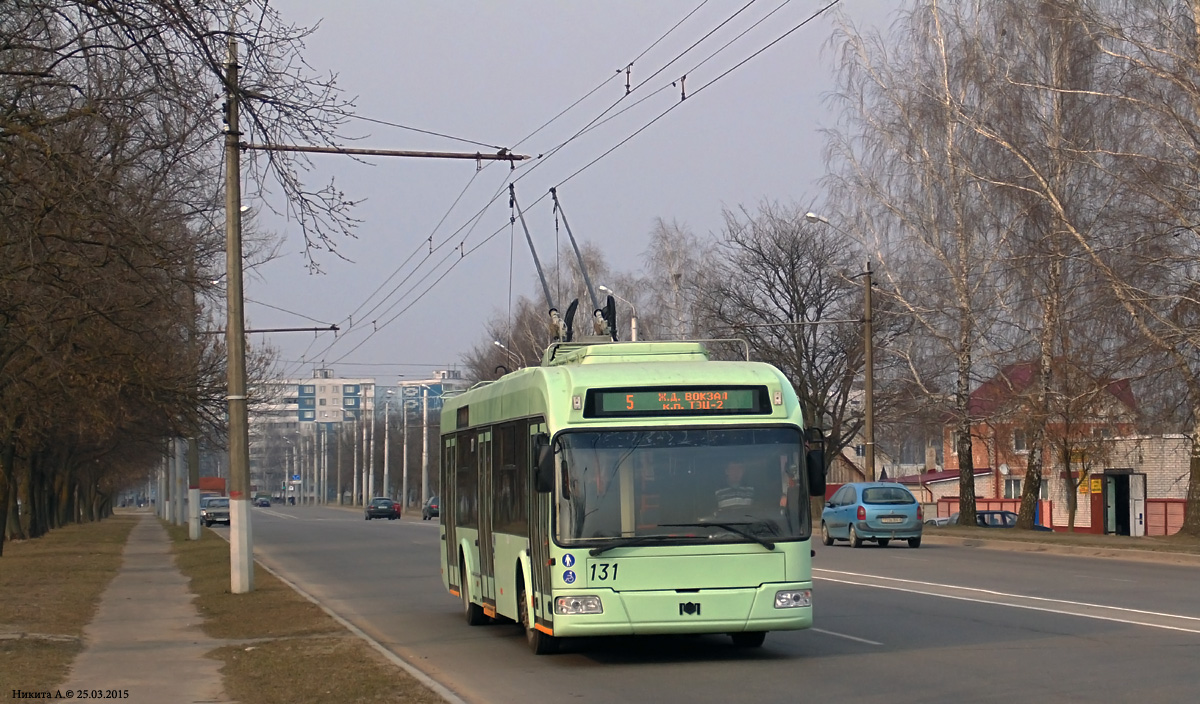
[0,0,360,552]
[825,1,1016,525]
[639,219,714,340]
[694,202,866,466]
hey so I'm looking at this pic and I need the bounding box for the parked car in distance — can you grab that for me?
[936,510,1053,531]
[365,497,400,520]
[253,496,271,507]
[422,495,439,520]
[821,482,923,548]
[201,497,230,527]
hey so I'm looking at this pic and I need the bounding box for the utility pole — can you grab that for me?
[188,437,200,539]
[187,259,201,540]
[361,416,368,504]
[160,452,170,521]
[383,395,391,501]
[317,424,326,504]
[336,424,343,505]
[402,399,409,509]
[421,391,430,505]
[352,419,359,506]
[367,398,376,500]
[863,259,875,482]
[224,36,253,593]
[174,439,186,527]
[805,213,876,482]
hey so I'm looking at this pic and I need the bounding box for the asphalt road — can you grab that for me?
[225,504,1200,704]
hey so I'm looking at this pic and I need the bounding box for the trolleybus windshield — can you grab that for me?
[555,427,810,548]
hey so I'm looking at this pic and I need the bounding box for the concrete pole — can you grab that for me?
[421,392,430,504]
[305,428,312,504]
[223,36,254,593]
[383,400,390,501]
[863,259,875,482]
[367,405,376,500]
[317,425,325,505]
[336,425,343,505]
[402,404,409,509]
[352,420,359,505]
[188,438,201,539]
[174,438,186,527]
[360,418,368,505]
[159,456,168,520]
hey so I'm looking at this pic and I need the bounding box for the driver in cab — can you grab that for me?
[715,461,755,511]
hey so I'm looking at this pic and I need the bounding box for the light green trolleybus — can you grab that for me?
[438,339,826,654]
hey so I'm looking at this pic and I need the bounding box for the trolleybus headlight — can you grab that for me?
[774,589,812,608]
[555,595,603,615]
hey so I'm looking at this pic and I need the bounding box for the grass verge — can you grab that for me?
[0,514,136,703]
[165,524,445,704]
[928,524,1200,554]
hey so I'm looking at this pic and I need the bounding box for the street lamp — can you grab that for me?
[806,212,875,482]
[494,340,521,368]
[598,285,638,341]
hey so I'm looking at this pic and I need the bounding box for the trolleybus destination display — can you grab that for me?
[586,386,768,417]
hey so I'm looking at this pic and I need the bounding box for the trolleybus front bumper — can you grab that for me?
[547,582,813,638]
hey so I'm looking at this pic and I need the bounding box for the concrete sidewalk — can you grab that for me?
[64,512,230,704]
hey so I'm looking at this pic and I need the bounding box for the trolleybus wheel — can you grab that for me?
[518,576,558,655]
[461,561,488,626]
[731,631,767,648]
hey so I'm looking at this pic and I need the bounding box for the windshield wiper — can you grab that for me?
[588,534,678,556]
[659,522,776,551]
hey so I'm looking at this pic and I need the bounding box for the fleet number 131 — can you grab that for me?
[590,562,618,581]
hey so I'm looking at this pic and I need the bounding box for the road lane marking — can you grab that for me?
[258,508,298,519]
[815,568,1200,635]
[1073,574,1136,583]
[811,628,883,646]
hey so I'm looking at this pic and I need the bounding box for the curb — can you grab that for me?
[250,552,468,704]
[919,533,1200,567]
[208,527,466,704]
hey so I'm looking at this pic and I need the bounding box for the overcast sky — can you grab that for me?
[246,0,896,383]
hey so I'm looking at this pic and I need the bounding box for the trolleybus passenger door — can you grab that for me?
[443,436,459,592]
[528,421,554,633]
[477,429,496,610]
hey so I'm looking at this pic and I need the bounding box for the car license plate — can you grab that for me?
[880,517,904,524]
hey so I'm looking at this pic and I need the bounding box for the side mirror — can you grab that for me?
[534,433,554,493]
[805,427,826,497]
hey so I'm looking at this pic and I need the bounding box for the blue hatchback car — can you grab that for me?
[821,482,923,548]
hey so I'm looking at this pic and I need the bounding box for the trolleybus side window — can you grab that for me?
[456,431,479,528]
[492,421,528,534]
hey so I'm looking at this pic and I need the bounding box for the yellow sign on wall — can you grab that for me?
[1091,477,1103,493]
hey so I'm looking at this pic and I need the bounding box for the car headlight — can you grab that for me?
[555,596,603,615]
[774,589,812,608]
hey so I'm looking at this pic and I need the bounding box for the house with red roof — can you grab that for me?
[890,361,1185,532]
